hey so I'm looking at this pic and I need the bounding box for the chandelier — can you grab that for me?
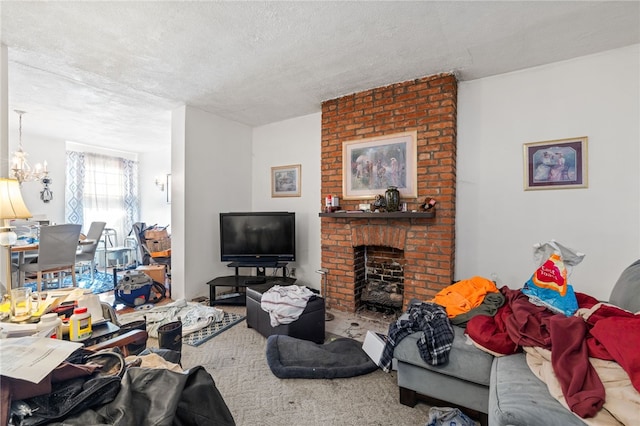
[11,110,49,185]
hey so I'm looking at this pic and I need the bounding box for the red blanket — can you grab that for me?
[584,303,640,392]
[549,315,605,417]
[466,287,640,418]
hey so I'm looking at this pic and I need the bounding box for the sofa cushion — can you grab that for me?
[489,353,586,425]
[608,259,640,312]
[394,325,494,386]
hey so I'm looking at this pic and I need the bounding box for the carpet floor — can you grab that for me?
[178,308,431,426]
[23,271,116,294]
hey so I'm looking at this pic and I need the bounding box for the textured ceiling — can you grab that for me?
[2,1,639,153]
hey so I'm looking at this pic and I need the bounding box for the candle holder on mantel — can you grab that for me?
[315,268,334,321]
[385,186,400,212]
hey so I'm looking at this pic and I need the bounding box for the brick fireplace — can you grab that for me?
[358,245,405,312]
[320,73,457,313]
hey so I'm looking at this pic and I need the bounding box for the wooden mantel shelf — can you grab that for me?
[319,211,435,219]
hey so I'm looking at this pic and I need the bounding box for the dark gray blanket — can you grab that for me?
[266,335,378,379]
[27,366,235,426]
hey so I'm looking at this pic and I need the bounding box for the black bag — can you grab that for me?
[12,350,125,426]
[36,366,235,426]
[148,280,167,304]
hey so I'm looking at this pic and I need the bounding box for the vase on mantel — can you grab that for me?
[385,186,400,212]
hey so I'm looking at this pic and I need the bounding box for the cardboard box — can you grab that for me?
[136,264,166,284]
[362,330,389,368]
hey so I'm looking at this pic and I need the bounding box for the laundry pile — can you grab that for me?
[260,285,315,327]
[117,299,223,338]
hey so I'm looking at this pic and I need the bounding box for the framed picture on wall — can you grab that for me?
[523,137,588,190]
[271,164,301,197]
[342,131,417,199]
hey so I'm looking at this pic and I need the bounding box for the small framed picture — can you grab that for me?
[523,137,588,190]
[271,164,301,197]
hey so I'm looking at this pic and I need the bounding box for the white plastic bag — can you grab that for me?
[522,240,584,316]
[532,239,585,276]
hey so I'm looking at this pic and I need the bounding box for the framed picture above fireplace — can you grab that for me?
[342,131,417,200]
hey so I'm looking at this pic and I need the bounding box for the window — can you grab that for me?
[66,150,140,242]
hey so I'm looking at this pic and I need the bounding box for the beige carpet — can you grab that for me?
[178,309,431,426]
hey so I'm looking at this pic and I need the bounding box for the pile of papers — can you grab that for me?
[0,288,106,338]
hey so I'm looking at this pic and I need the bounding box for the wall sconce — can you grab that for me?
[155,178,165,192]
[40,175,53,203]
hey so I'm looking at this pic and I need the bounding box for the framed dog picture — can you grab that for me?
[523,137,588,190]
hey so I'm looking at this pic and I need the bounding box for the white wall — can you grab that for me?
[171,106,253,301]
[139,148,171,227]
[1,44,8,177]
[251,113,323,290]
[13,133,67,225]
[456,45,640,301]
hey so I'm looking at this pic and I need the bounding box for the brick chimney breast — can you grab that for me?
[320,73,457,313]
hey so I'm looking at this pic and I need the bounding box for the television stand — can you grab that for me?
[227,261,289,278]
[206,262,294,306]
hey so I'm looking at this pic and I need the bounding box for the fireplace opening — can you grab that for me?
[354,245,405,315]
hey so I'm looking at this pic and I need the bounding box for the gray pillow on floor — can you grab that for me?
[266,334,377,379]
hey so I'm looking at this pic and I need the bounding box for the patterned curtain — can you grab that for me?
[65,151,85,225]
[121,158,140,238]
[65,150,140,241]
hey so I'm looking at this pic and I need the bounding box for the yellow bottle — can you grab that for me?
[69,306,92,341]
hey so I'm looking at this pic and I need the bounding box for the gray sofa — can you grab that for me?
[394,324,492,425]
[394,259,640,426]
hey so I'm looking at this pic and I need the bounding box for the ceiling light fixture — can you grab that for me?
[11,110,49,185]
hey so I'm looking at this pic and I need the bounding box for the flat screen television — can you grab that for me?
[219,212,295,264]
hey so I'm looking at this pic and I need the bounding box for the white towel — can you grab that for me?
[260,285,314,327]
[117,299,224,337]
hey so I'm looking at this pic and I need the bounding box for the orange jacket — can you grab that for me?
[432,276,499,318]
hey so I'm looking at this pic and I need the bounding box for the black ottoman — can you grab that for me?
[246,283,325,344]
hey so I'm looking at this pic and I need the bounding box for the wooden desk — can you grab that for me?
[10,239,95,288]
[11,239,95,253]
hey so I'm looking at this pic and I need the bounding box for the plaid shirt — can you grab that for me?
[380,302,454,372]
